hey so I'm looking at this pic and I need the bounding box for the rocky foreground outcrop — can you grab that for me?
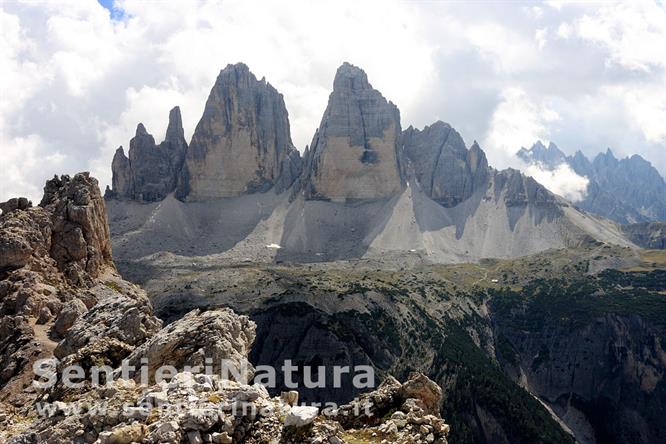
[108,107,188,202]
[1,173,450,443]
[302,62,404,201]
[177,63,302,201]
[0,173,117,405]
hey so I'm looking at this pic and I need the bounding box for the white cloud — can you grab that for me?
[601,83,666,144]
[0,0,664,203]
[566,0,666,72]
[483,87,560,168]
[535,27,548,49]
[556,22,572,38]
[465,23,540,73]
[525,162,589,202]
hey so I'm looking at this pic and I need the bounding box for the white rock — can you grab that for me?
[284,405,319,427]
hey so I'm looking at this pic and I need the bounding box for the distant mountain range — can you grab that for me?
[518,141,666,224]
[105,62,632,264]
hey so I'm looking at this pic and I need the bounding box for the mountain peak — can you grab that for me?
[135,123,148,137]
[303,62,402,201]
[333,62,371,92]
[517,140,566,168]
[165,106,184,142]
[177,63,300,200]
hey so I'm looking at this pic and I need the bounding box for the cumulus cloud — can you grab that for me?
[525,162,589,202]
[573,0,666,72]
[483,87,560,169]
[0,0,664,203]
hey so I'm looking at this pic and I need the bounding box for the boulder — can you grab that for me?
[54,281,162,358]
[285,405,319,428]
[0,197,32,215]
[125,308,256,382]
[51,298,87,338]
[398,372,443,416]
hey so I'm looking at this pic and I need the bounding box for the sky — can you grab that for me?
[0,0,664,203]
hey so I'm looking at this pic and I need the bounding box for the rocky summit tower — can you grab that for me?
[302,62,404,201]
[109,106,187,202]
[176,63,301,201]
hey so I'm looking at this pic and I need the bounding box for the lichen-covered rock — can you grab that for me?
[40,173,113,282]
[51,298,88,338]
[177,63,301,201]
[54,280,162,359]
[0,172,146,407]
[125,308,256,382]
[402,121,488,207]
[332,372,449,444]
[302,62,404,201]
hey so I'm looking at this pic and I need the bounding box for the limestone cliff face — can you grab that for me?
[109,107,188,202]
[402,122,489,207]
[492,167,558,208]
[493,304,666,444]
[110,147,131,197]
[302,62,403,201]
[177,63,301,201]
[621,222,666,249]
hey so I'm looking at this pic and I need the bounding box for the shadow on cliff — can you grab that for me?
[275,194,401,263]
[107,191,285,259]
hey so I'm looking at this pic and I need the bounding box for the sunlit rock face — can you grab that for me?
[302,62,403,202]
[177,63,301,201]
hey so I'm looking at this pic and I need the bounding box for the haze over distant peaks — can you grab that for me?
[518,141,666,224]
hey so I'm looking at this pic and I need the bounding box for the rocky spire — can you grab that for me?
[402,122,488,207]
[110,147,131,198]
[109,108,189,202]
[38,173,113,281]
[176,63,301,201]
[516,140,566,168]
[165,106,184,143]
[302,62,403,201]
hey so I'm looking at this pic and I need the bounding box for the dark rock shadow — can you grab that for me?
[275,194,401,262]
[412,183,486,240]
[108,192,284,259]
[248,301,396,404]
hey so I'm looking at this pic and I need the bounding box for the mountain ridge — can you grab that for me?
[518,141,666,224]
[107,63,636,264]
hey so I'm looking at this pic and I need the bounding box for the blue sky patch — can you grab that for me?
[98,0,126,21]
